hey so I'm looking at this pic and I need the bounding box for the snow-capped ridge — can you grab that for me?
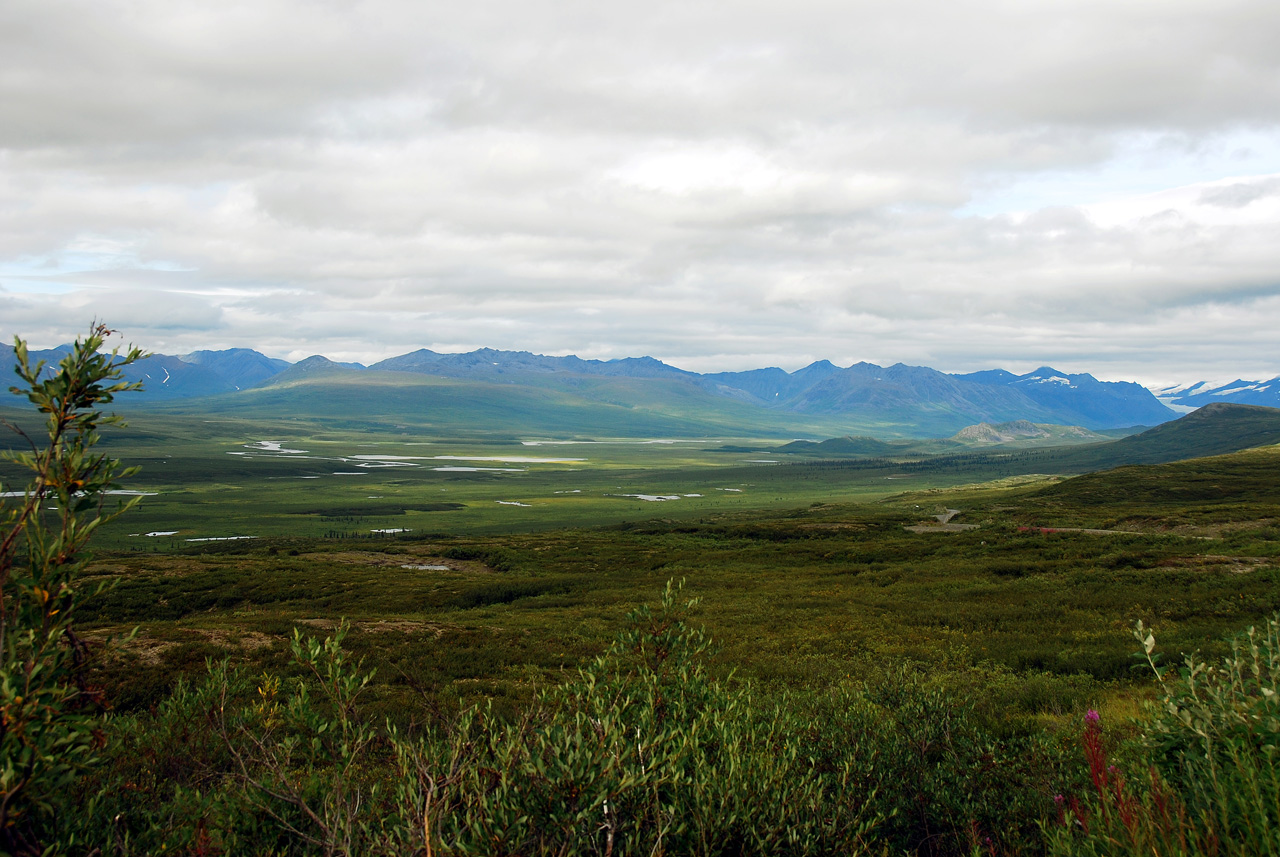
[1152,376,1280,410]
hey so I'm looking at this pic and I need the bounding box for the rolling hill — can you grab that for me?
[767,403,1280,485]
[949,420,1107,446]
[1047,402,1280,471]
[1033,440,1280,511]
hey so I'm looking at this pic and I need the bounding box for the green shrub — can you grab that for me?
[72,624,402,855]
[421,580,884,855]
[73,582,891,855]
[863,662,1071,856]
[0,326,144,854]
[75,578,1104,855]
[1050,616,1280,856]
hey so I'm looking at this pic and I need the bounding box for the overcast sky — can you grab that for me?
[3,0,1279,385]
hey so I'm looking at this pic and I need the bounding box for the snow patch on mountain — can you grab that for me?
[1026,375,1074,387]
[1150,377,1280,411]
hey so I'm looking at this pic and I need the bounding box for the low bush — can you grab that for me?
[1049,615,1280,856]
[66,579,1100,856]
[0,327,145,855]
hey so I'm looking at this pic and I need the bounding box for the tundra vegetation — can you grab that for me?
[1,331,1278,855]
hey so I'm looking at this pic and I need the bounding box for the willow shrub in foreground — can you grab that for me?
[68,579,1076,856]
[0,327,144,856]
[70,583,885,855]
[1050,615,1280,857]
[416,581,885,855]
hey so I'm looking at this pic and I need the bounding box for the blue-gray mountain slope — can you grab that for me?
[2,340,1177,435]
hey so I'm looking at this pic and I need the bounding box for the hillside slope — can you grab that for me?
[1034,442,1280,511]
[1048,402,1280,471]
[140,363,867,438]
[766,403,1280,487]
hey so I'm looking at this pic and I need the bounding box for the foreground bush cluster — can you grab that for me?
[37,598,1280,857]
[3,332,1278,855]
[56,583,1064,856]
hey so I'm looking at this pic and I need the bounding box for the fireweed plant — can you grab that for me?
[1050,617,1280,856]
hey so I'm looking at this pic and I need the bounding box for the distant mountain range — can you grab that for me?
[0,341,1187,437]
[0,343,290,400]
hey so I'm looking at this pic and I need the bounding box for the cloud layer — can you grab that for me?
[3,0,1279,384]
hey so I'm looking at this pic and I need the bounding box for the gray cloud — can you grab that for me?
[1198,178,1280,208]
[2,0,1280,386]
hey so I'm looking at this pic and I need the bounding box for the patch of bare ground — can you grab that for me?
[1018,525,1217,538]
[107,636,177,667]
[196,628,279,650]
[92,627,281,666]
[1018,526,1134,536]
[85,557,216,578]
[1194,519,1280,539]
[1159,555,1273,574]
[1099,518,1280,539]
